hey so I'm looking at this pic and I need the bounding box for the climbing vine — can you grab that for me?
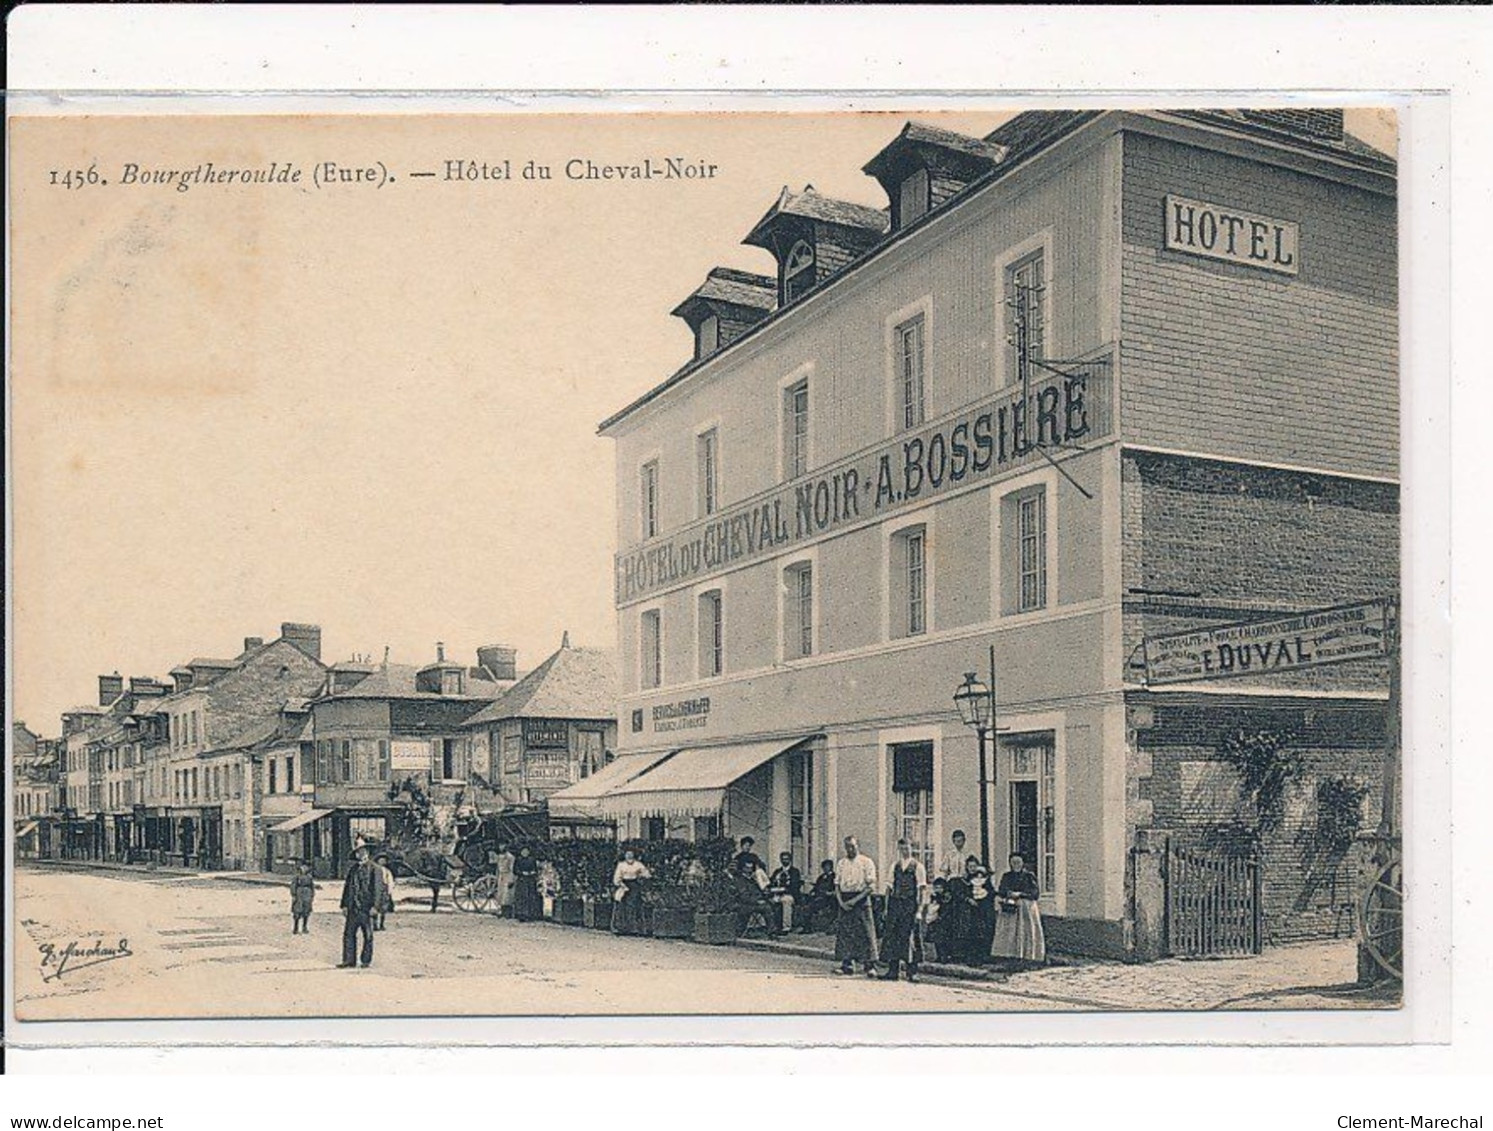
[1211,728,1303,851]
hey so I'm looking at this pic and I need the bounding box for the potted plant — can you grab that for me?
[643,839,697,939]
[692,836,738,945]
[581,839,616,930]
[550,840,587,926]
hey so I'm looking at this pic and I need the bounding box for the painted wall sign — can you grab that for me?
[616,363,1110,605]
[523,719,569,749]
[1143,601,1387,686]
[1164,195,1299,276]
[651,697,711,733]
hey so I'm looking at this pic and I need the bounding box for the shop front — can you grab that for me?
[266,807,334,876]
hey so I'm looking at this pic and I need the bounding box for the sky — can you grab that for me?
[7,108,1393,732]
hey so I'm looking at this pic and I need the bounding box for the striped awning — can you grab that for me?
[546,751,675,818]
[598,737,810,820]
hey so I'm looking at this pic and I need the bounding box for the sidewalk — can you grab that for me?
[737,928,1394,1010]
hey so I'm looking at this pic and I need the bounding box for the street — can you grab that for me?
[11,863,1393,1021]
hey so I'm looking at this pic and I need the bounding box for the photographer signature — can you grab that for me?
[38,937,133,982]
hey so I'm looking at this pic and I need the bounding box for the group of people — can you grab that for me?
[830,829,1046,981]
[286,838,398,970]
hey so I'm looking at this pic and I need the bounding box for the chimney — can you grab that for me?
[170,666,194,694]
[242,636,265,656]
[280,622,322,662]
[129,677,167,697]
[98,672,124,706]
[477,645,518,682]
[561,630,571,650]
[437,641,446,663]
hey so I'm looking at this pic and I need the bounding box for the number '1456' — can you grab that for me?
[50,165,102,188]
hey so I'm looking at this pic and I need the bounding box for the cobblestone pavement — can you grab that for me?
[12,863,1396,1021]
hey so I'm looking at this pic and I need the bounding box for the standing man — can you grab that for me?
[338,843,384,969]
[939,829,969,880]
[879,838,929,982]
[833,836,879,977]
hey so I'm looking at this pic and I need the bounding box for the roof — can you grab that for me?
[321,662,509,702]
[601,109,1393,437]
[670,267,776,319]
[188,657,239,670]
[862,120,1008,179]
[743,185,889,247]
[463,646,617,726]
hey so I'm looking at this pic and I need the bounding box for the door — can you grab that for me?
[788,749,813,869]
[1010,781,1039,865]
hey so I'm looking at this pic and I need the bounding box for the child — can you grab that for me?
[291,864,316,934]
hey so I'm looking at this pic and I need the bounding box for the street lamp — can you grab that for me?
[954,670,994,868]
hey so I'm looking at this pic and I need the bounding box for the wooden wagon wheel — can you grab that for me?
[451,875,480,913]
[1358,858,1403,981]
[470,874,499,913]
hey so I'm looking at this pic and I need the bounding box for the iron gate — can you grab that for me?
[1165,842,1262,957]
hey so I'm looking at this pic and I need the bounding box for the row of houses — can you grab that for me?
[16,626,617,878]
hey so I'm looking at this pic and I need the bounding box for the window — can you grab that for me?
[285,755,295,793]
[1001,485,1050,614]
[377,740,390,782]
[1005,251,1046,384]
[788,749,813,867]
[693,815,720,841]
[896,315,926,430]
[891,742,935,871]
[641,460,659,539]
[338,740,353,784]
[640,609,663,690]
[696,313,719,359]
[783,379,810,479]
[898,167,930,227]
[784,238,815,302]
[440,738,457,781]
[1018,491,1047,612]
[888,524,930,639]
[697,428,719,516]
[784,562,814,658]
[698,589,724,678]
[643,817,667,841]
[577,730,604,779]
[269,760,279,795]
[315,740,328,785]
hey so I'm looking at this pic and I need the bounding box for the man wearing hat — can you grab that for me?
[338,842,385,968]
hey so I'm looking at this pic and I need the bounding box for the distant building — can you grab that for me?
[463,636,618,812]
[306,643,517,876]
[12,723,60,859]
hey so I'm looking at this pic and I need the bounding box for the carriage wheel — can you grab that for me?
[471,874,499,913]
[451,877,479,913]
[1358,858,1403,981]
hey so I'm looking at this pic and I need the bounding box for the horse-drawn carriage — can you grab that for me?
[374,776,548,913]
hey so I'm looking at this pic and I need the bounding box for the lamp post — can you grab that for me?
[954,669,994,868]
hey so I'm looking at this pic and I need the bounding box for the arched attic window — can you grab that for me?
[783,238,816,302]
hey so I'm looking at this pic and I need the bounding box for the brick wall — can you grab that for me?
[1122,449,1398,694]
[1121,130,1397,479]
[1135,700,1387,944]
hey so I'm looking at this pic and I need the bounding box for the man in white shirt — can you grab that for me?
[939,829,970,880]
[833,836,879,976]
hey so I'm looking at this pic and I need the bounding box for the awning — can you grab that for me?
[269,808,333,834]
[15,820,40,839]
[546,750,675,818]
[599,737,810,819]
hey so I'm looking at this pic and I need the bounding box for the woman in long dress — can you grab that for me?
[965,858,998,965]
[990,853,1046,965]
[611,848,651,936]
[511,845,543,922]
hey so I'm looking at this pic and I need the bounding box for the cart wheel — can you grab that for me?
[1358,858,1403,981]
[452,878,479,913]
[471,874,499,912]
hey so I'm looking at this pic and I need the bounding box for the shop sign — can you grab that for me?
[651,697,711,734]
[1164,195,1299,276]
[1143,601,1388,686]
[523,719,569,749]
[616,363,1109,604]
[525,760,572,784]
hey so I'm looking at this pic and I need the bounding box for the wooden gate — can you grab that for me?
[1165,842,1263,957]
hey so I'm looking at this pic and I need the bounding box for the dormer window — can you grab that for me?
[696,313,719,360]
[898,168,930,227]
[784,239,816,303]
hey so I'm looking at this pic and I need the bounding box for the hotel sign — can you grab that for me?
[616,364,1109,604]
[1143,601,1388,686]
[1164,195,1299,276]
